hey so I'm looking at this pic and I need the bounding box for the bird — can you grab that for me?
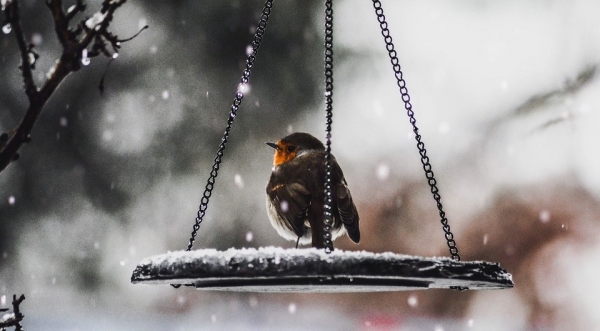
[265,132,360,249]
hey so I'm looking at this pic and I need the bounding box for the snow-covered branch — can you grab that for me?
[0,0,145,174]
[0,294,25,331]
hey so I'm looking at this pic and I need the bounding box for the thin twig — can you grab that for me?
[77,0,126,53]
[0,0,142,174]
[12,294,25,331]
[46,0,70,47]
[0,294,25,330]
[6,0,37,100]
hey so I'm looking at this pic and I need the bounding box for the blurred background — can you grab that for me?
[2,0,600,330]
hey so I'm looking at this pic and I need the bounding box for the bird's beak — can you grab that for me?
[266,142,280,150]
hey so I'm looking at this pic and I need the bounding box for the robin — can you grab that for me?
[266,132,360,249]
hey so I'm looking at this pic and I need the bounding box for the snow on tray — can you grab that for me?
[131,246,514,290]
[137,247,430,267]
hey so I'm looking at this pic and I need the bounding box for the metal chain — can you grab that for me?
[172,0,274,289]
[183,0,274,253]
[170,0,273,289]
[371,0,460,261]
[322,0,334,253]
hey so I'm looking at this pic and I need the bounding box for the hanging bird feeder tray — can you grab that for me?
[131,0,514,292]
[131,248,512,292]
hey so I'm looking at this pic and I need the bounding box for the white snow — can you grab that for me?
[234,174,244,189]
[407,294,418,307]
[237,83,250,94]
[279,200,289,212]
[539,210,551,223]
[81,49,90,66]
[376,163,390,180]
[161,90,170,100]
[288,303,297,314]
[249,296,258,307]
[102,130,113,141]
[132,246,513,292]
[5,0,600,328]
[85,12,106,29]
[0,312,15,323]
[27,52,35,65]
[2,24,11,34]
[31,33,42,45]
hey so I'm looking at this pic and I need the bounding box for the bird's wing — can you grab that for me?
[268,182,311,238]
[333,161,360,243]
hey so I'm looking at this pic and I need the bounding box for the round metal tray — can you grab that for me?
[131,247,514,292]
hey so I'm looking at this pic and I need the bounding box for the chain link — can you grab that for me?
[182,0,274,253]
[172,0,274,289]
[371,0,460,261]
[322,0,334,253]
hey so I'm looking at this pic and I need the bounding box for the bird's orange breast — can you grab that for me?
[273,142,297,166]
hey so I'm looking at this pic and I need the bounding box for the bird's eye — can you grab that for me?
[287,146,296,153]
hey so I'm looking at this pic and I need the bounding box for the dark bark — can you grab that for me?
[0,0,139,174]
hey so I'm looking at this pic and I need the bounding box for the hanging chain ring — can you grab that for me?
[322,0,335,253]
[370,0,461,261]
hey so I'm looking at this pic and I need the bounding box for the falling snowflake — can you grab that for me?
[288,303,297,314]
[438,122,450,134]
[280,200,289,212]
[539,210,551,223]
[2,24,11,34]
[249,296,258,307]
[377,163,390,180]
[234,174,244,189]
[407,294,418,307]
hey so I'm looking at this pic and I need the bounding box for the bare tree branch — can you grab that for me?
[5,0,37,99]
[0,294,25,330]
[46,0,70,46]
[0,0,142,174]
